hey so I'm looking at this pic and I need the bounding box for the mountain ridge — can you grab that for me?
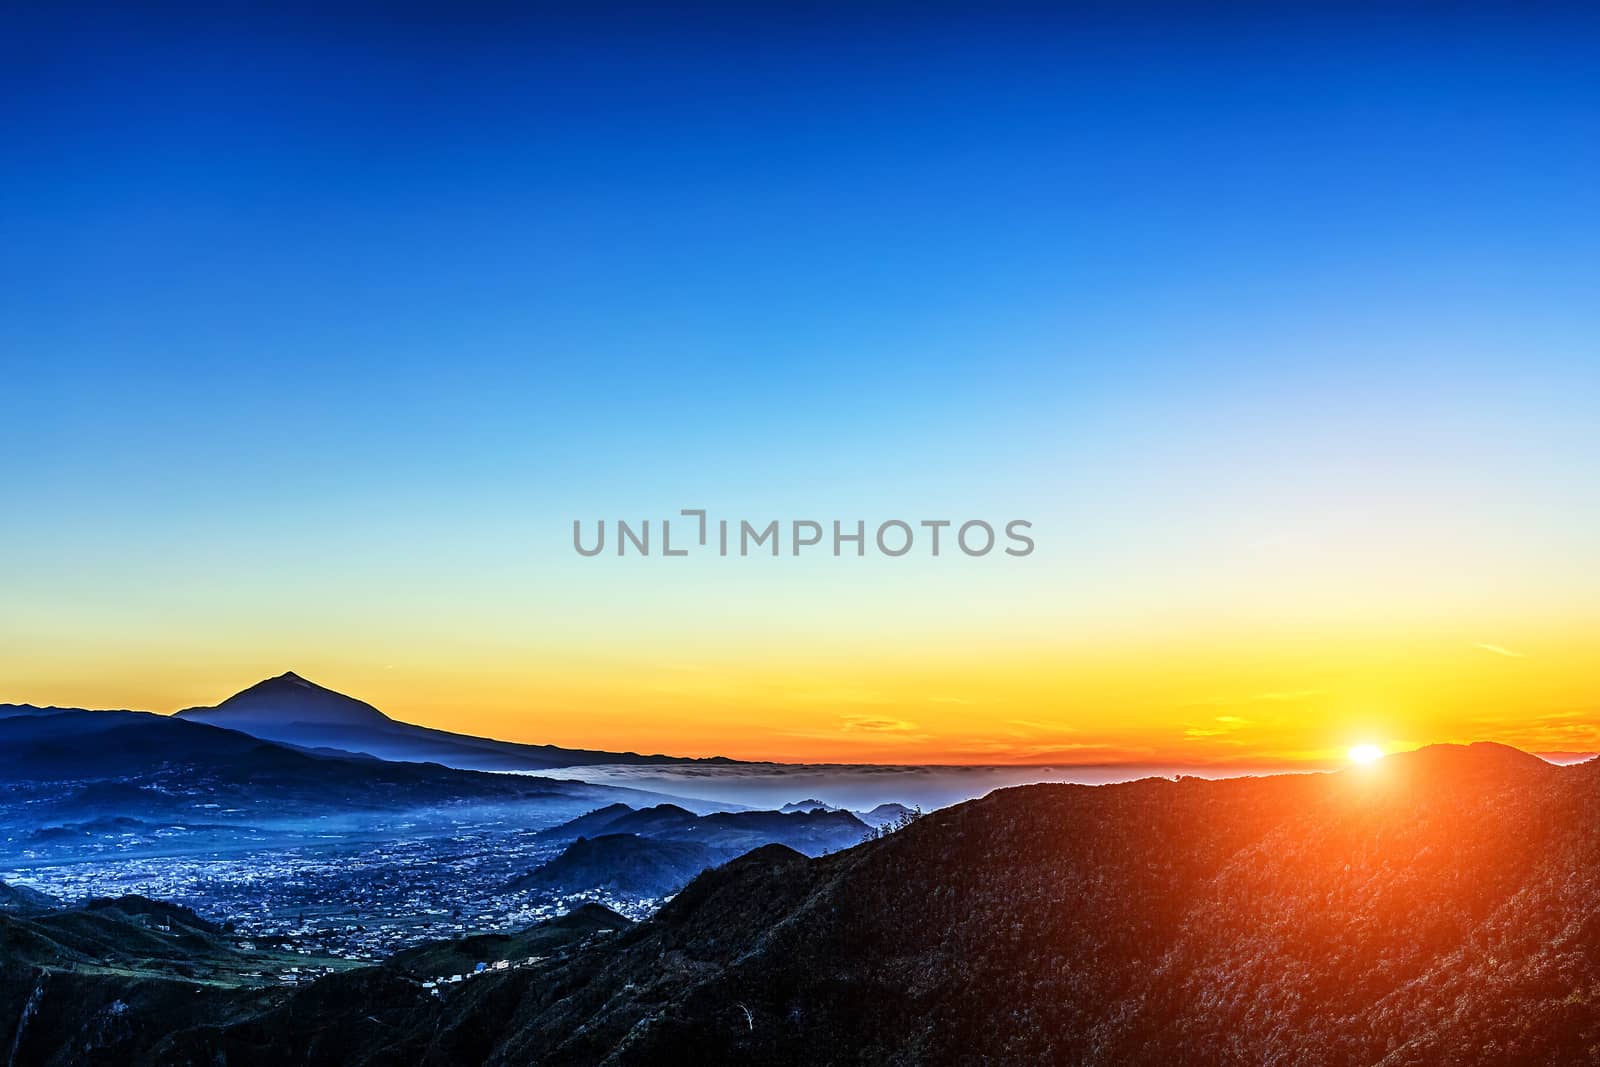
[7,740,1600,1064]
[0,709,730,865]
[172,671,741,772]
[177,671,391,727]
[247,740,1599,1065]
[466,742,1599,1064]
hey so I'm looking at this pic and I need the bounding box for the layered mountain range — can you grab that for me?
[0,676,740,865]
[5,742,1598,1064]
[175,670,738,771]
[510,803,872,897]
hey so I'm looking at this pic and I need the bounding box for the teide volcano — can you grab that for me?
[178,671,737,772]
[179,671,390,729]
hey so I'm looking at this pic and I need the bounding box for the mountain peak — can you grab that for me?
[179,672,393,727]
[1379,741,1552,785]
[237,670,315,693]
[779,798,836,813]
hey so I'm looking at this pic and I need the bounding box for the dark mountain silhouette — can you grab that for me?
[508,835,723,898]
[453,743,1596,1066]
[0,892,356,1065]
[536,803,871,860]
[0,896,628,1067]
[0,881,56,914]
[184,671,392,727]
[176,671,739,772]
[153,904,641,1067]
[3,893,253,974]
[1386,738,1549,779]
[533,802,637,843]
[0,710,717,864]
[0,709,608,808]
[779,798,836,813]
[387,903,630,980]
[510,802,870,900]
[0,709,289,782]
[680,809,870,854]
[0,704,147,720]
[111,742,1600,1065]
[13,743,1600,1065]
[591,803,700,837]
[858,802,915,827]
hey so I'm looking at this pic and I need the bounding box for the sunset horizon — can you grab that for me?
[10,655,1595,768]
[8,9,1595,769]
[4,7,1597,1063]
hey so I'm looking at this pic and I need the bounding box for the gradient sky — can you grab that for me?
[3,8,1597,763]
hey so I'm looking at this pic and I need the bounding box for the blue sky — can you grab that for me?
[2,8,1597,759]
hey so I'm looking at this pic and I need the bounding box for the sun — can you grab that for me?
[1348,744,1385,765]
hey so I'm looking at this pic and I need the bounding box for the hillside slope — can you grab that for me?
[536,803,870,857]
[21,743,1600,1065]
[508,835,722,897]
[0,709,722,865]
[470,743,1600,1065]
[176,671,738,771]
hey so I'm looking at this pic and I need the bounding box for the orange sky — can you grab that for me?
[3,0,1597,772]
[8,620,1596,765]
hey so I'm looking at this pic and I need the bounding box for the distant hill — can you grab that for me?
[454,741,1598,1066]
[4,893,240,974]
[0,895,627,1067]
[588,803,701,838]
[508,835,723,898]
[0,892,358,1065]
[0,703,147,719]
[0,709,721,864]
[388,902,630,980]
[153,904,646,1067]
[684,809,870,854]
[534,802,637,843]
[0,708,643,810]
[536,802,871,858]
[184,671,392,727]
[17,742,1600,1065]
[857,802,915,827]
[157,741,1600,1065]
[779,798,836,813]
[0,880,56,914]
[175,671,739,772]
[510,801,870,900]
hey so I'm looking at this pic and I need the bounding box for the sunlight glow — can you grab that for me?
[1348,744,1385,765]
